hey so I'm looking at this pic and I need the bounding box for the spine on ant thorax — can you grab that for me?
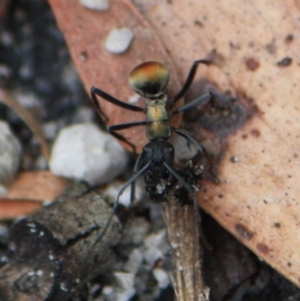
[145,97,171,141]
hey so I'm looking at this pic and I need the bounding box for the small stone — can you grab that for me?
[103,178,144,207]
[79,0,109,10]
[113,272,136,301]
[123,249,143,274]
[105,28,134,54]
[171,134,198,160]
[0,64,12,79]
[143,230,169,268]
[0,121,22,187]
[49,123,129,186]
[153,268,170,289]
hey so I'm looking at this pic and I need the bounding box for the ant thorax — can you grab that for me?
[145,96,171,140]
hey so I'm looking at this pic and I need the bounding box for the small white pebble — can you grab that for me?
[42,121,60,140]
[0,255,8,264]
[72,107,94,124]
[14,90,41,108]
[123,249,143,274]
[105,27,134,54]
[103,178,144,207]
[36,270,43,276]
[144,230,169,268]
[79,0,109,10]
[0,31,13,46]
[102,285,113,296]
[172,134,198,160]
[49,253,55,261]
[0,121,22,187]
[26,222,36,228]
[60,282,68,292]
[49,123,128,186]
[0,185,8,195]
[0,64,12,78]
[113,272,136,301]
[128,93,140,104]
[230,156,239,162]
[153,268,170,289]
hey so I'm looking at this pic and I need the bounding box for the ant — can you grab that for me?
[91,60,212,244]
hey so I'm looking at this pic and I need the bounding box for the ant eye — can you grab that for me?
[129,61,169,97]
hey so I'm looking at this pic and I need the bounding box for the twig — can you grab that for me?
[163,193,210,301]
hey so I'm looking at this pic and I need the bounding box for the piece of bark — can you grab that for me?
[163,194,209,301]
[0,182,121,301]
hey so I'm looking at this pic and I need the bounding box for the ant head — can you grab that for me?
[129,62,169,98]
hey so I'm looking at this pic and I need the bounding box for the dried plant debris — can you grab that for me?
[0,182,121,301]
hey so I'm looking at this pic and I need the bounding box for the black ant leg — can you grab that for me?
[108,121,148,153]
[91,86,147,152]
[163,162,194,193]
[171,92,211,115]
[172,128,205,153]
[172,59,211,104]
[93,160,152,245]
[130,151,145,203]
[173,128,215,176]
[108,121,148,131]
[91,87,145,114]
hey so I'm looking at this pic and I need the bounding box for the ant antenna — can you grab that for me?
[93,161,152,245]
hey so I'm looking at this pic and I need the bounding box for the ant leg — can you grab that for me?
[91,87,145,116]
[93,160,152,245]
[172,128,206,154]
[130,151,145,203]
[171,92,211,115]
[172,60,211,104]
[173,128,217,182]
[108,121,148,153]
[163,162,194,193]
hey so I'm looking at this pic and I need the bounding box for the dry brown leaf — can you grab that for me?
[48,0,185,153]
[7,171,68,201]
[48,0,300,288]
[0,171,68,218]
[0,199,42,220]
[132,0,300,288]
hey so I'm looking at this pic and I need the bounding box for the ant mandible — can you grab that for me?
[91,60,211,243]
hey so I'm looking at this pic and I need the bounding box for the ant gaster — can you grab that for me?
[91,60,211,243]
